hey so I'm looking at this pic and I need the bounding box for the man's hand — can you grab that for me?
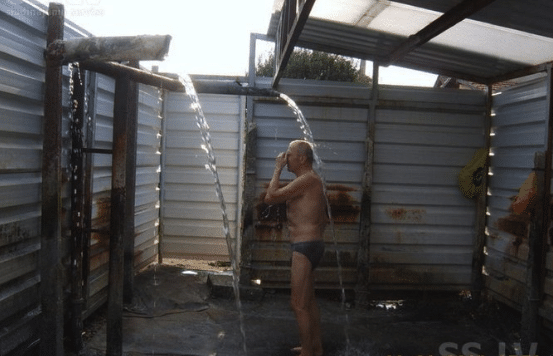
[275,152,287,171]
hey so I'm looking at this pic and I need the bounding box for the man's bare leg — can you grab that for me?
[310,288,323,356]
[291,252,323,356]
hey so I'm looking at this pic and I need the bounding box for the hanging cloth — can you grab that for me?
[458,148,488,199]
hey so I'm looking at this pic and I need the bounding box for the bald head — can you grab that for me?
[289,140,314,166]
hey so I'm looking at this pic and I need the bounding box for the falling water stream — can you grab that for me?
[181,74,248,355]
[181,77,351,355]
[279,93,352,352]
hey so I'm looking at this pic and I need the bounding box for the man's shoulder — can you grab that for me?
[297,170,321,183]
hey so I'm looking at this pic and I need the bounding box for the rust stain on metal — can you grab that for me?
[385,207,425,222]
[92,197,111,247]
[373,267,432,285]
[0,222,30,245]
[495,213,531,250]
[326,184,360,224]
[95,197,111,227]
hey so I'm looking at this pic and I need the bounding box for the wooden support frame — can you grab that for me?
[106,71,135,356]
[272,0,317,88]
[40,3,65,355]
[471,84,493,301]
[59,35,171,63]
[355,63,379,306]
[123,61,139,305]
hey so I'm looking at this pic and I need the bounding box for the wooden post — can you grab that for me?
[124,61,139,305]
[240,33,260,284]
[107,72,133,356]
[521,151,546,348]
[355,63,378,306]
[40,3,65,355]
[471,84,493,301]
[239,112,258,284]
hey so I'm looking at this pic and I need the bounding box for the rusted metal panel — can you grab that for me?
[370,86,487,290]
[161,92,242,261]
[484,74,548,309]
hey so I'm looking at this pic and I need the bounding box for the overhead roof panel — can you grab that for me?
[267,0,553,84]
[392,0,553,39]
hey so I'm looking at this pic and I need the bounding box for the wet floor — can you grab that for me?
[81,264,552,356]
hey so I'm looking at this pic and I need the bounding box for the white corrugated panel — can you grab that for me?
[161,92,244,261]
[370,86,487,290]
[484,75,548,309]
[0,2,46,354]
[85,73,114,313]
[135,84,162,268]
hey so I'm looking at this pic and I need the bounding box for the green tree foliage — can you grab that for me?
[256,49,371,84]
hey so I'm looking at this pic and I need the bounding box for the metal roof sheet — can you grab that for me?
[268,0,553,84]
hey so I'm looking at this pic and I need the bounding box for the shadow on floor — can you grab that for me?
[81,264,552,356]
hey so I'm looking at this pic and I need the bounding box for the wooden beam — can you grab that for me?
[46,35,172,63]
[107,72,133,356]
[79,60,281,97]
[385,0,497,65]
[272,0,317,88]
[40,3,65,355]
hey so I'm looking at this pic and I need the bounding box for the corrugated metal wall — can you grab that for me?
[134,83,163,267]
[370,87,487,290]
[0,2,163,353]
[484,75,548,309]
[0,2,46,353]
[244,79,487,290]
[247,79,370,289]
[160,92,244,261]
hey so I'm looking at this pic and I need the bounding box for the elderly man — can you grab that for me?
[264,140,328,356]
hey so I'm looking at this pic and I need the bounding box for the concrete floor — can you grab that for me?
[81,264,552,356]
